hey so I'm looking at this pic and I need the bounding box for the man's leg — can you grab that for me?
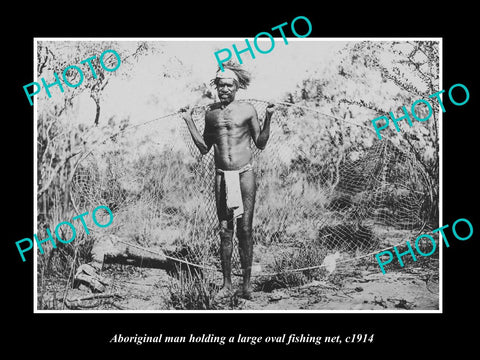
[236,169,256,299]
[215,173,234,292]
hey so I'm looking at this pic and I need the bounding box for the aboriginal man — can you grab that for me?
[181,63,274,299]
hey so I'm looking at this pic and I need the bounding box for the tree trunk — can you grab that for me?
[91,94,101,126]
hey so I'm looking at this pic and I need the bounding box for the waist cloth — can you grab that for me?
[216,163,253,218]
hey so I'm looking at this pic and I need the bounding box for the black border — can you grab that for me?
[6,6,478,354]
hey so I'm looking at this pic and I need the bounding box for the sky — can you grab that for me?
[72,39,347,128]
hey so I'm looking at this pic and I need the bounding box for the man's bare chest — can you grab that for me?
[207,107,249,131]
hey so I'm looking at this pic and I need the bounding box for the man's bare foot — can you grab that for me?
[235,287,253,300]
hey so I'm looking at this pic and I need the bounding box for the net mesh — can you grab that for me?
[71,99,430,274]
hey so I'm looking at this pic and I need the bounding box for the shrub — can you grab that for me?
[258,241,327,291]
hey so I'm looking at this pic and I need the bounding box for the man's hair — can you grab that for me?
[210,61,251,89]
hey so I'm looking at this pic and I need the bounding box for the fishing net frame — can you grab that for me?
[70,99,434,275]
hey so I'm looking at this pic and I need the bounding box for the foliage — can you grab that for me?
[283,41,440,226]
[37,42,161,227]
[258,241,327,291]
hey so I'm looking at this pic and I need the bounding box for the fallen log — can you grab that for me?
[74,235,172,293]
[90,235,169,270]
[103,246,169,269]
[102,243,205,278]
[75,235,209,294]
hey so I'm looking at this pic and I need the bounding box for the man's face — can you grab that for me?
[216,78,237,104]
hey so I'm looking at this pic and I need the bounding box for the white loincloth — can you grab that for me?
[216,163,253,219]
[223,170,244,218]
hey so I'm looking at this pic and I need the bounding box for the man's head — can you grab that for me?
[211,62,251,104]
[216,73,238,104]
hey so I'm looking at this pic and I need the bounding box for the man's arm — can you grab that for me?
[181,108,212,155]
[249,104,275,150]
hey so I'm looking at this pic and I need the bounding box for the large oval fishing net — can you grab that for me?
[71,99,431,275]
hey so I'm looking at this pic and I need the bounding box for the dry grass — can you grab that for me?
[257,241,327,291]
[165,265,220,310]
[37,109,434,310]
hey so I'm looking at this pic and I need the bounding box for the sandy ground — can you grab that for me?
[39,254,439,311]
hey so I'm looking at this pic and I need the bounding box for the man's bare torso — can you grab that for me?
[205,101,256,170]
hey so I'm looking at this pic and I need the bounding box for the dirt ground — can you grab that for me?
[38,253,439,311]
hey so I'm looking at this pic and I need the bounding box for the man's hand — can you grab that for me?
[266,103,276,115]
[179,106,193,122]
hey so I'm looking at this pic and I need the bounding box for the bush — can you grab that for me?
[258,241,327,291]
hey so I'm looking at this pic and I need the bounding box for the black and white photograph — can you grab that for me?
[6,7,478,354]
[33,38,441,312]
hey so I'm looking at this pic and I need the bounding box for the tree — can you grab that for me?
[36,41,159,221]
[283,40,440,224]
[337,41,440,224]
[37,41,155,125]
